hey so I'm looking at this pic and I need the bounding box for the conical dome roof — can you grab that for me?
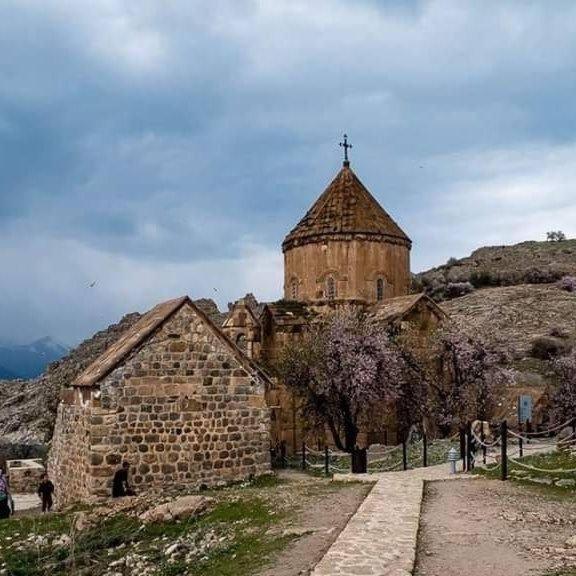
[282,165,411,252]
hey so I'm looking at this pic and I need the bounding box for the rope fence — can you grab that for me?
[270,416,576,480]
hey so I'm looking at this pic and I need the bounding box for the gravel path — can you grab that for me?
[415,479,576,576]
[258,474,371,576]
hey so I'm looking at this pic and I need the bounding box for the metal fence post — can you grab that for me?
[519,436,523,458]
[423,432,428,468]
[466,420,474,472]
[302,442,307,471]
[324,446,330,476]
[501,420,508,481]
[402,436,408,471]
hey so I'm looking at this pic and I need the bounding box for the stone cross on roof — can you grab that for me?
[339,133,352,167]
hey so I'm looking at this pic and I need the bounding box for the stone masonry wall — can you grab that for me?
[284,238,410,303]
[52,302,270,503]
[49,400,91,508]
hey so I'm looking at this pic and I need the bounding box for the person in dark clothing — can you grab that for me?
[0,471,13,519]
[112,462,135,498]
[38,474,55,512]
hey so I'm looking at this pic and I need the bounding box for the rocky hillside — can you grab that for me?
[416,240,576,300]
[441,284,576,360]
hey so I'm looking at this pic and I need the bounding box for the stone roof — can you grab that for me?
[283,165,411,252]
[74,296,269,388]
[369,293,448,324]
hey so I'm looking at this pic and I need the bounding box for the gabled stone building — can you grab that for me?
[49,296,270,507]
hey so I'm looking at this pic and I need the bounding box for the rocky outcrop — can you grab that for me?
[139,495,214,523]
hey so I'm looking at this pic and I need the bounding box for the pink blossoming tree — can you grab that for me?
[424,328,514,436]
[277,308,425,454]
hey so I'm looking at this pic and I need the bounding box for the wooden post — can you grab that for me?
[519,436,523,458]
[466,421,474,472]
[402,437,408,471]
[302,442,307,471]
[324,446,330,477]
[501,420,508,481]
[481,427,487,465]
[423,432,428,468]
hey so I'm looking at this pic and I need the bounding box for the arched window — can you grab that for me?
[326,276,336,300]
[290,278,299,300]
[376,278,385,301]
[236,333,247,352]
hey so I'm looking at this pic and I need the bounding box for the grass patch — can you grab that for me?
[0,475,304,576]
[474,450,576,499]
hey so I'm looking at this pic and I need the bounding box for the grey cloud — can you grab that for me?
[2,0,576,343]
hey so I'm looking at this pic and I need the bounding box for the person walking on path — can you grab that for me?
[38,473,55,513]
[112,462,135,498]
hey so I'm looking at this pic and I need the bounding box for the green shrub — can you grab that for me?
[530,336,571,360]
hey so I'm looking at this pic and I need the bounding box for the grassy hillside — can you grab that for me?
[416,239,576,300]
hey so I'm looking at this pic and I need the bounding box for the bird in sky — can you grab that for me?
[88,281,97,288]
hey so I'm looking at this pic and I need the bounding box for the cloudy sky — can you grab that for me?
[2,0,576,345]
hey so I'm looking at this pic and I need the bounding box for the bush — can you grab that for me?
[411,275,424,294]
[530,336,571,360]
[523,267,563,284]
[444,282,475,299]
[446,257,458,267]
[547,230,567,242]
[469,270,497,288]
[557,276,576,293]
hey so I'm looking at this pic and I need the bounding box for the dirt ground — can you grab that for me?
[415,478,576,576]
[258,471,372,576]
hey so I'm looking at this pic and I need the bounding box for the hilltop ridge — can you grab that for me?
[416,239,576,300]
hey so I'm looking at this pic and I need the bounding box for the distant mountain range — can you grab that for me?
[0,337,69,379]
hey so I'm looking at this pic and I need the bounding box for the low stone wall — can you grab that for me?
[7,459,45,493]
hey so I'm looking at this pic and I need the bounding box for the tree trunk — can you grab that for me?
[351,447,367,473]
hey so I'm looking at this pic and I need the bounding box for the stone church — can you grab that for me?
[49,150,445,503]
[222,155,446,451]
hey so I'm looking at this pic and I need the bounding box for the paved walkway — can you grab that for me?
[312,463,470,576]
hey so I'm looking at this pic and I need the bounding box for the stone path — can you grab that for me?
[312,463,470,576]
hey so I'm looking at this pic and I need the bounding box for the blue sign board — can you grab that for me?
[517,394,533,424]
